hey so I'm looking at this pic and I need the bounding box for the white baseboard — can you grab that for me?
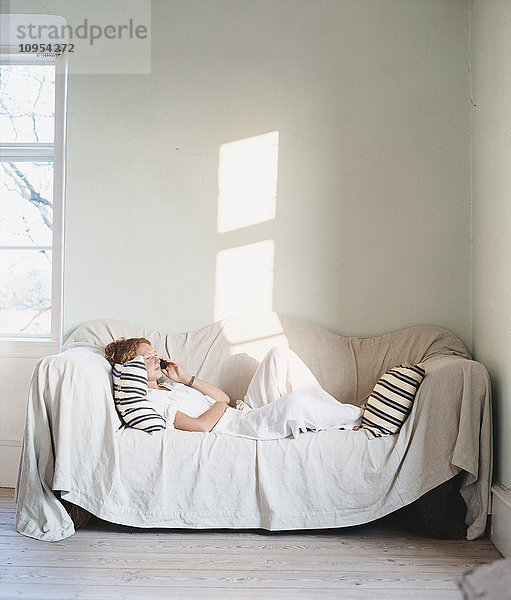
[0,440,21,488]
[491,483,511,557]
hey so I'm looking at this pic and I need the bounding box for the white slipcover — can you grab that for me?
[15,312,492,542]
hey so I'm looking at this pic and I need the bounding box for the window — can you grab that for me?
[0,53,66,339]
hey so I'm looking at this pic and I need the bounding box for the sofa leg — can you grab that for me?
[416,472,467,539]
[68,504,92,530]
[56,491,93,530]
[392,472,467,539]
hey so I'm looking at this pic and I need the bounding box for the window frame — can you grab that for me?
[0,49,67,342]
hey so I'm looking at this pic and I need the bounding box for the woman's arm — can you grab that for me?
[187,375,230,404]
[173,402,228,433]
[163,360,231,404]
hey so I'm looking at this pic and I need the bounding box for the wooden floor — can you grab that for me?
[0,488,502,599]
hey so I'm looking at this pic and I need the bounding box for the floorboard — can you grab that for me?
[0,487,502,599]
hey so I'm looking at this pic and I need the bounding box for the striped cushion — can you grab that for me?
[361,363,425,439]
[112,356,166,434]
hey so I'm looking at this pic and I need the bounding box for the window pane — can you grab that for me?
[0,249,51,334]
[0,162,53,246]
[0,65,55,143]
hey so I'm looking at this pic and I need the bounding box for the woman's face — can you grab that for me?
[136,342,162,382]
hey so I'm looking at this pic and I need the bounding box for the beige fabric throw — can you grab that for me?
[15,312,492,542]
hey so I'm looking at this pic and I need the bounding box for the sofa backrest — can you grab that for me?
[63,312,470,405]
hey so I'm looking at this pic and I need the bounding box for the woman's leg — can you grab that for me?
[243,346,337,409]
[233,390,363,440]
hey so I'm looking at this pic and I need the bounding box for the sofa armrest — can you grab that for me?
[403,353,492,540]
[16,347,121,541]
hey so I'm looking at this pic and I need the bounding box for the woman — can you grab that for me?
[105,338,363,440]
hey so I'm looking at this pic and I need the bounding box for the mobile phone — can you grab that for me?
[159,359,168,369]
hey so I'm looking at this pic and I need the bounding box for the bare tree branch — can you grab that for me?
[31,74,46,142]
[19,305,51,333]
[2,163,53,230]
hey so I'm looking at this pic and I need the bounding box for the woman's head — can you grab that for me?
[104,337,163,383]
[104,337,152,367]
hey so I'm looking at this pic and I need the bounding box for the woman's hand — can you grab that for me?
[162,360,191,385]
[162,359,231,404]
[161,358,231,405]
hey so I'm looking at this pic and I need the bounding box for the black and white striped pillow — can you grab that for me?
[361,363,425,439]
[112,356,166,434]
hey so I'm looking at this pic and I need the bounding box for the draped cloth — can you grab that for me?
[15,313,492,542]
[213,346,363,439]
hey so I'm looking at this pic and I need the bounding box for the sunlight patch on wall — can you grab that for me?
[221,312,288,361]
[214,239,274,323]
[217,131,279,233]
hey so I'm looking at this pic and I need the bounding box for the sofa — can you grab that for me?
[15,312,492,542]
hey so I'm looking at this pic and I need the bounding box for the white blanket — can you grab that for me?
[15,313,492,542]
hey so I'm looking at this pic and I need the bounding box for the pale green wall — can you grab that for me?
[11,1,473,346]
[64,0,472,343]
[471,0,511,488]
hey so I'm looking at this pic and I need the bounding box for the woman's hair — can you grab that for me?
[104,337,151,366]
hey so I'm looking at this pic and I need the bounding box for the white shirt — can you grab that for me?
[147,380,247,433]
[146,380,361,440]
[147,380,221,428]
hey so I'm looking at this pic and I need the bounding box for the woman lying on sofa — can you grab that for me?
[104,338,363,440]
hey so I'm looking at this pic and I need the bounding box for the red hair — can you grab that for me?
[104,337,151,366]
